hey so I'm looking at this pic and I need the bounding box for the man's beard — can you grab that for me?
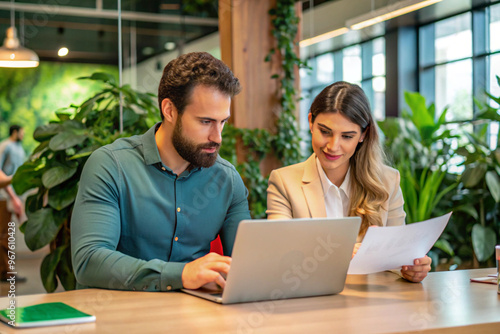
[172,117,220,168]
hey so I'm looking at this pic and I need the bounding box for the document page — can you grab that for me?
[348,212,452,275]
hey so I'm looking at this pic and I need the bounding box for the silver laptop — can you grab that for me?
[181,217,361,304]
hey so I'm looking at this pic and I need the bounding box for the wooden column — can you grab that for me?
[219,0,302,172]
[219,0,281,130]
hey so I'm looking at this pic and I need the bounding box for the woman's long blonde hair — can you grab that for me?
[309,81,389,237]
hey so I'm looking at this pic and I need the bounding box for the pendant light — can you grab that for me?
[0,0,39,68]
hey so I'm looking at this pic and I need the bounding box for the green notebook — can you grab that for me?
[0,302,96,328]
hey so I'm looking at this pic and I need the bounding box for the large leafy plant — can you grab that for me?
[379,92,459,268]
[379,91,458,224]
[447,77,500,265]
[380,83,500,269]
[13,73,159,292]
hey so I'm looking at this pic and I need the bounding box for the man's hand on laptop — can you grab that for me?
[400,255,432,283]
[182,253,232,289]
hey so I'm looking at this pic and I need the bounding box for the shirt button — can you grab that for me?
[177,207,181,212]
[161,166,166,171]
[174,237,179,241]
[166,286,172,291]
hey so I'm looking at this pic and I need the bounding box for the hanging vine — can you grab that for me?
[267,0,306,166]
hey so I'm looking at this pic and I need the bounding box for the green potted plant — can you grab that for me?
[378,91,459,268]
[13,73,159,292]
[446,76,500,266]
[378,91,458,224]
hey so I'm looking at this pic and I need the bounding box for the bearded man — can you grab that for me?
[71,52,250,292]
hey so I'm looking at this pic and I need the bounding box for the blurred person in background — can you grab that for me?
[0,124,26,282]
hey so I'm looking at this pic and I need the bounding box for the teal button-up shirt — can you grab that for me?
[71,123,250,292]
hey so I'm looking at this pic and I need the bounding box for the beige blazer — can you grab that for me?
[266,154,406,239]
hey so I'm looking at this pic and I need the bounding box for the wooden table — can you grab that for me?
[0,269,499,333]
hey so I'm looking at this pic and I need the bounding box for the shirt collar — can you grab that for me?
[315,156,351,199]
[142,122,163,166]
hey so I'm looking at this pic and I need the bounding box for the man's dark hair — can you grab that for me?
[9,125,21,136]
[157,52,241,119]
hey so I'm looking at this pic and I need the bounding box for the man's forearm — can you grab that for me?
[0,171,12,189]
[72,243,186,291]
[4,184,17,200]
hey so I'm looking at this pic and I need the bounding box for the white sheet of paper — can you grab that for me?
[347,212,452,275]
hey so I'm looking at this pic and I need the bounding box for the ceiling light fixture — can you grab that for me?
[164,41,176,51]
[300,27,350,48]
[346,0,442,31]
[142,47,155,56]
[58,47,69,57]
[0,0,39,68]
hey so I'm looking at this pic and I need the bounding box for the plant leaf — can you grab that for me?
[452,204,478,220]
[49,131,87,151]
[55,111,72,122]
[485,170,500,202]
[24,208,62,251]
[79,72,116,84]
[12,160,44,195]
[495,148,500,165]
[19,221,27,233]
[434,239,454,256]
[436,106,449,127]
[404,91,434,130]
[400,168,418,224]
[429,180,457,219]
[62,119,85,131]
[427,250,439,271]
[73,93,105,122]
[26,192,44,215]
[461,164,487,188]
[123,107,140,127]
[68,145,100,160]
[33,140,50,155]
[48,181,79,210]
[33,123,62,141]
[42,166,78,189]
[476,107,500,122]
[471,224,497,262]
[40,245,66,293]
[56,246,76,291]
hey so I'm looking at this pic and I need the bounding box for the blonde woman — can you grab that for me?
[266,81,430,283]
